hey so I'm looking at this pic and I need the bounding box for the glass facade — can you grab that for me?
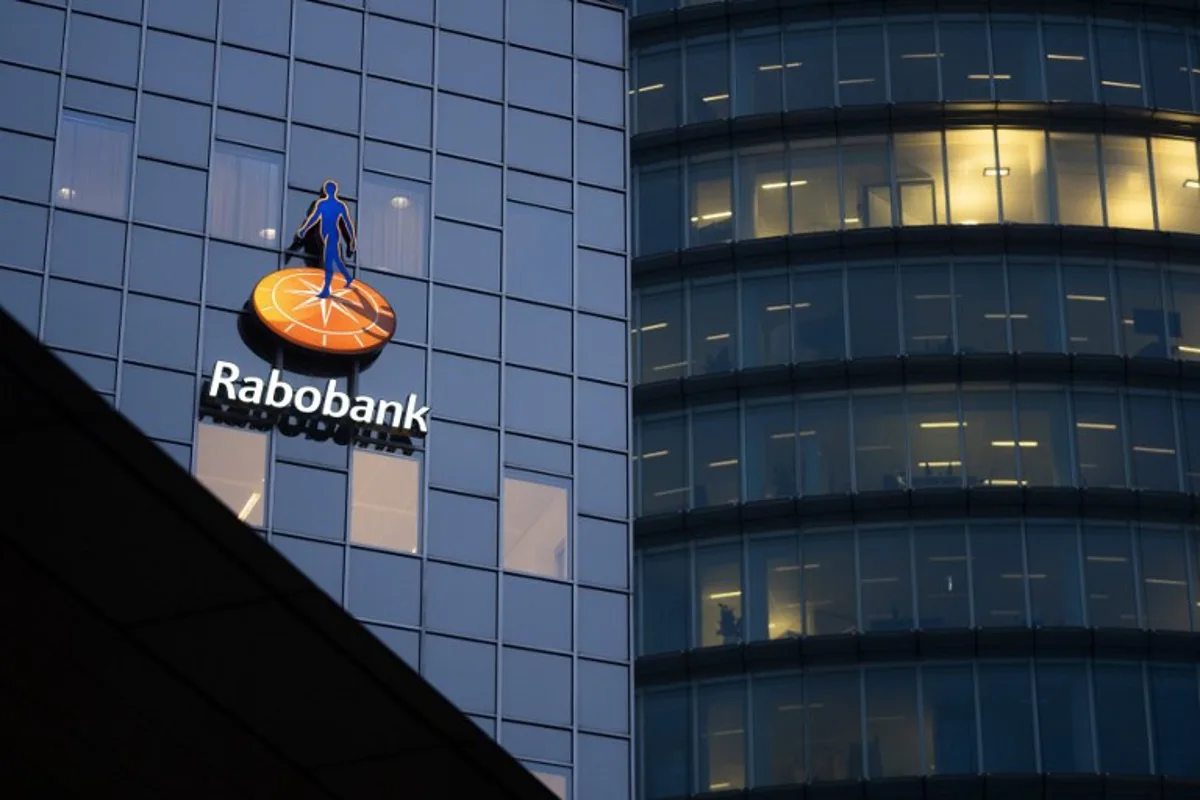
[0,2,631,798]
[633,257,1200,381]
[630,12,1200,133]
[635,127,1200,255]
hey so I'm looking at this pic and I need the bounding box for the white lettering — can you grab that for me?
[322,380,350,417]
[294,386,322,413]
[206,361,429,434]
[237,377,264,404]
[265,369,293,408]
[210,361,239,400]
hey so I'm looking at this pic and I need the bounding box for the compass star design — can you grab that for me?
[285,275,361,327]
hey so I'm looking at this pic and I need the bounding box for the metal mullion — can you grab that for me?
[1171,386,1187,493]
[1134,20,1151,110]
[984,13,998,102]
[971,661,985,771]
[1086,660,1101,773]
[992,128,1006,226]
[1000,251,1013,353]
[1094,133,1111,229]
[1185,527,1200,633]
[1018,520,1033,628]
[939,129,953,225]
[1063,384,1081,490]
[852,526,863,635]
[933,16,945,100]
[1141,661,1157,774]
[1053,254,1069,353]
[1011,387,1024,486]
[1130,520,1147,629]
[1144,136,1162,233]
[857,667,868,780]
[1118,388,1135,491]
[965,520,977,628]
[1072,520,1089,628]
[1028,660,1043,773]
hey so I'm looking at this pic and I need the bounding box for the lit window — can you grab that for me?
[349,450,421,553]
[209,142,283,246]
[358,172,430,276]
[195,423,267,526]
[503,472,570,579]
[53,112,133,217]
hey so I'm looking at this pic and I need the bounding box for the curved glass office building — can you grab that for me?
[630,3,1200,798]
[0,1,631,798]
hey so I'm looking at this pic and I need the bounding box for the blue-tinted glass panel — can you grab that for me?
[1094,663,1151,773]
[978,664,1036,772]
[1037,663,1094,772]
[642,689,691,798]
[53,113,132,217]
[922,665,978,774]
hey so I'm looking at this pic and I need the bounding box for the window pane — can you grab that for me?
[836,25,884,105]
[639,415,689,515]
[991,22,1042,101]
[888,21,938,103]
[1152,137,1200,235]
[915,525,971,628]
[1016,390,1071,486]
[642,689,691,799]
[503,473,569,580]
[842,136,891,228]
[908,392,963,488]
[688,155,733,247]
[1044,23,1094,103]
[961,391,1017,486]
[955,262,1008,353]
[747,534,802,641]
[1182,398,1200,493]
[735,29,783,116]
[799,396,852,495]
[1008,262,1063,352]
[1149,665,1200,777]
[636,165,683,255]
[210,142,283,246]
[1102,135,1154,230]
[847,266,898,357]
[1074,391,1126,488]
[195,424,266,526]
[1051,132,1104,226]
[691,281,737,375]
[946,128,999,225]
[685,36,730,125]
[737,144,788,240]
[971,524,1028,626]
[1128,394,1180,491]
[698,683,745,792]
[1063,263,1115,354]
[852,393,906,492]
[357,173,429,276]
[635,46,681,133]
[894,131,946,226]
[696,544,743,648]
[1116,264,1167,358]
[741,273,791,368]
[1139,527,1191,631]
[1095,25,1143,107]
[1094,664,1151,773]
[789,138,840,233]
[783,26,833,110]
[998,129,1052,223]
[640,548,690,654]
[1083,524,1138,627]
[349,450,420,553]
[1026,522,1085,627]
[902,263,954,355]
[693,408,740,508]
[859,530,913,632]
[53,112,132,216]
[792,269,845,361]
[745,401,796,502]
[806,670,862,780]
[1147,31,1192,111]
[1169,268,1200,360]
[803,531,856,635]
[1037,663,1095,772]
[752,675,806,784]
[978,664,1036,772]
[922,665,978,774]
[865,667,919,777]
[940,21,991,101]
[637,288,686,382]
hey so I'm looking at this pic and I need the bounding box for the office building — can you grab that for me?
[629,2,1200,798]
[0,1,631,798]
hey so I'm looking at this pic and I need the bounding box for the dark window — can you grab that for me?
[1147,29,1192,111]
[847,265,899,358]
[836,24,885,105]
[122,295,198,371]
[792,269,845,361]
[634,45,681,133]
[576,379,626,452]
[922,665,978,774]
[908,392,963,488]
[1016,390,1071,486]
[1008,261,1064,352]
[435,156,501,227]
[292,62,360,132]
[751,674,805,783]
[133,160,207,232]
[685,36,730,125]
[44,279,121,355]
[0,269,41,333]
[1044,24,1094,103]
[735,29,783,115]
[431,285,499,358]
[1138,527,1191,631]
[954,261,1008,353]
[1025,523,1085,627]
[505,366,570,439]
[433,353,499,427]
[218,46,288,117]
[745,401,796,503]
[784,26,834,109]
[67,14,139,86]
[798,396,851,495]
[865,668,919,777]
[222,0,291,54]
[436,94,501,162]
[364,78,431,148]
[510,0,571,55]
[690,280,736,375]
[940,20,991,101]
[507,109,572,179]
[146,0,217,38]
[50,211,125,285]
[888,21,938,103]
[274,535,343,600]
[638,415,688,516]
[803,532,856,636]
[962,391,1017,486]
[806,671,862,780]
[506,202,572,305]
[508,47,572,116]
[1149,665,1200,777]
[991,21,1043,101]
[423,636,495,714]
[53,113,132,217]
[859,530,913,632]
[1063,263,1115,354]
[1083,524,1138,627]
[0,65,58,138]
[971,525,1028,626]
[578,586,628,661]
[424,561,496,638]
[692,409,740,509]
[578,660,629,736]
[698,682,745,791]
[577,248,625,317]
[438,31,502,100]
[1093,663,1151,773]
[1128,394,1181,491]
[852,393,906,492]
[503,574,570,650]
[577,187,626,254]
[365,15,433,84]
[1074,391,1126,488]
[429,421,498,495]
[294,0,361,71]
[1095,24,1143,106]
[439,0,502,39]
[915,525,971,628]
[1037,663,1095,772]
[502,648,572,726]
[577,516,628,590]
[347,547,420,625]
[432,219,500,290]
[636,165,682,255]
[427,489,497,566]
[272,463,348,540]
[642,689,691,798]
[143,31,214,102]
[977,664,1035,771]
[118,365,195,442]
[639,548,689,654]
[138,95,210,169]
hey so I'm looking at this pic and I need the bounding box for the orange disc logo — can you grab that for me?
[251,267,396,355]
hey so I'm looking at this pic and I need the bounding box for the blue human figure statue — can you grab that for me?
[294,180,357,298]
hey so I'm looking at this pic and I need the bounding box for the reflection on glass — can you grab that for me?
[1129,394,1181,491]
[697,544,744,647]
[635,45,681,133]
[1169,268,1200,359]
[1037,663,1095,772]
[1147,30,1192,111]
[636,288,686,381]
[698,683,746,791]
[1096,25,1143,106]
[747,535,802,640]
[1074,391,1126,489]
[528,765,568,799]
[636,165,683,255]
[922,665,978,774]
[915,526,971,628]
[865,668,920,777]
[1044,23,1093,103]
[859,531,914,632]
[735,29,784,117]
[992,21,1042,101]
[195,423,267,526]
[741,273,791,368]
[210,142,283,246]
[784,25,834,110]
[847,266,899,357]
[358,173,429,276]
[1116,265,1167,358]
[853,393,906,492]
[53,112,133,217]
[686,36,731,125]
[954,262,1007,353]
[1008,262,1063,351]
[888,22,938,104]
[1063,263,1115,354]
[503,473,569,580]
[1083,524,1138,628]
[349,450,420,553]
[836,24,884,106]
[941,21,991,101]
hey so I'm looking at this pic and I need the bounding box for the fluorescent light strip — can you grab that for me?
[991,440,1039,447]
[1076,422,1117,431]
[1047,53,1085,61]
[237,491,261,522]
[1066,294,1107,302]
[1100,80,1142,90]
[702,93,729,103]
[705,332,730,341]
[760,179,809,190]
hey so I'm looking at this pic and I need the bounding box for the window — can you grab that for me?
[1117,263,1168,358]
[692,409,740,508]
[847,266,899,357]
[1102,135,1154,230]
[53,113,132,216]
[357,173,429,276]
[634,45,681,133]
[752,675,806,784]
[805,670,862,780]
[740,273,791,368]
[1063,263,1115,354]
[908,392,963,489]
[864,668,920,777]
[1128,394,1180,491]
[946,128,999,225]
[797,396,851,495]
[859,530,913,632]
[977,664,1035,771]
[349,450,420,553]
[1051,133,1104,227]
[852,393,906,492]
[209,143,282,246]
[789,138,840,233]
[640,548,690,655]
[1036,663,1094,772]
[1043,24,1093,103]
[922,665,978,774]
[971,525,1028,626]
[642,689,691,798]
[747,535,801,640]
[940,20,990,102]
[737,144,788,240]
[997,129,1051,224]
[901,264,954,355]
[1025,523,1084,627]
[696,544,743,647]
[1015,390,1070,486]
[744,401,796,502]
[1093,664,1151,773]
[638,415,688,515]
[688,155,733,247]
[836,24,884,106]
[888,21,938,104]
[503,472,570,580]
[784,26,834,110]
[1008,261,1063,352]
[1073,391,1126,488]
[1083,524,1138,627]
[697,683,745,791]
[802,532,856,635]
[791,269,844,361]
[915,526,971,628]
[685,35,730,125]
[735,28,783,116]
[690,280,737,375]
[195,424,267,526]
[1139,527,1191,631]
[1152,137,1200,234]
[991,21,1042,101]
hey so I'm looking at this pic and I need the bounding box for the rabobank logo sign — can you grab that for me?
[200,179,429,448]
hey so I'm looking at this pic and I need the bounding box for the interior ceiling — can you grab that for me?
[0,308,556,800]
